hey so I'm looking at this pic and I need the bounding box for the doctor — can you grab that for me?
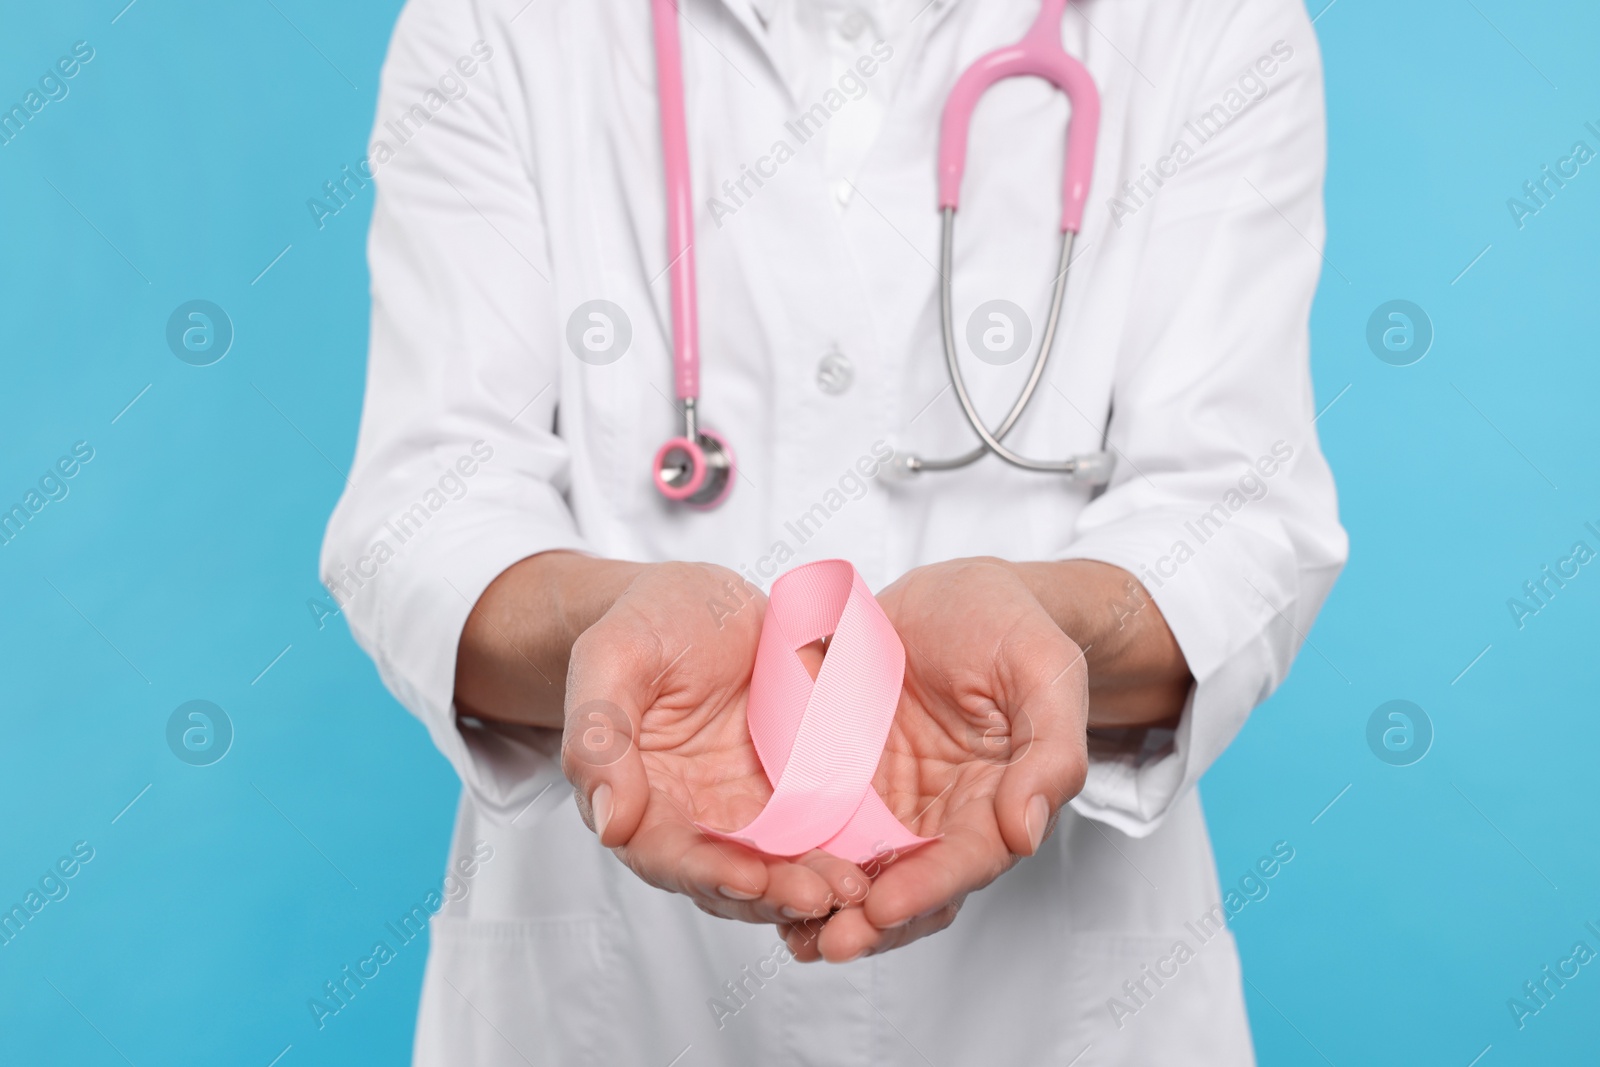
[323,0,1346,1063]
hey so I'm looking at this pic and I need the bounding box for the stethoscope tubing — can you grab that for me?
[907,214,1075,473]
[647,0,1114,503]
[650,0,700,403]
[910,210,1109,483]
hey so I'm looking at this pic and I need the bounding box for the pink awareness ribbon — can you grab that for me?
[699,560,935,867]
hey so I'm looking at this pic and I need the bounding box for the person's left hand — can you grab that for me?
[777,558,1091,963]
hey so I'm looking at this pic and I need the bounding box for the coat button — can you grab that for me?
[817,349,854,395]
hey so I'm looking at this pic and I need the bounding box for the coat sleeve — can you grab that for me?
[320,0,586,823]
[1059,0,1348,836]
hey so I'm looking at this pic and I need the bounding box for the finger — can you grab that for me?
[732,851,873,930]
[693,863,828,925]
[813,900,963,962]
[778,919,826,963]
[812,904,878,962]
[779,906,845,961]
[561,623,662,848]
[993,631,1090,858]
[793,850,873,911]
[861,813,1013,931]
[761,861,843,921]
[615,793,772,905]
[689,870,797,924]
[695,893,785,924]
[870,902,962,956]
[693,852,870,925]
[563,724,648,850]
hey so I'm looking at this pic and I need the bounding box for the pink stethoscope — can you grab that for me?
[648,0,1114,509]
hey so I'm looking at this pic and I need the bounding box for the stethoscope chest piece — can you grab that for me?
[653,424,735,509]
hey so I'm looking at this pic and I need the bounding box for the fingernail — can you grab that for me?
[882,904,938,930]
[719,885,761,901]
[781,906,815,920]
[1025,794,1049,854]
[591,783,612,841]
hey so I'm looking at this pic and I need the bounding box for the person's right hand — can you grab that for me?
[562,562,868,925]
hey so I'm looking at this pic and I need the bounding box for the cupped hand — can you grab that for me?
[562,562,867,925]
[779,558,1090,963]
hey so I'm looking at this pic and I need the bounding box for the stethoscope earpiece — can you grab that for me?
[881,452,923,482]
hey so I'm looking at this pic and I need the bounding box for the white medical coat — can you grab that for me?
[321,0,1347,1062]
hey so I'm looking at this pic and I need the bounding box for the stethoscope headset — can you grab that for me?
[647,0,1114,508]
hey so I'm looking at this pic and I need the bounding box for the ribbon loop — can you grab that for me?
[699,560,934,866]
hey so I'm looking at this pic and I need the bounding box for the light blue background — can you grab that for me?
[2,1,1597,1064]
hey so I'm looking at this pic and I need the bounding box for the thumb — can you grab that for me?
[561,626,656,848]
[992,636,1090,858]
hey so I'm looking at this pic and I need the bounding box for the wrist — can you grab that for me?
[539,551,648,647]
[1009,558,1192,728]
[454,552,645,730]
[1006,560,1097,649]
